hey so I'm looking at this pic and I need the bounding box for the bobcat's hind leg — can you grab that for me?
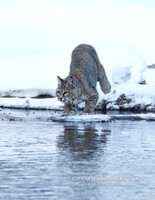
[83,91,98,114]
[99,64,111,94]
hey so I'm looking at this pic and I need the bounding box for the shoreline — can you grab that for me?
[0,107,155,123]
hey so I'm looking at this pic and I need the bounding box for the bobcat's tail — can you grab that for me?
[90,48,111,94]
[98,63,111,94]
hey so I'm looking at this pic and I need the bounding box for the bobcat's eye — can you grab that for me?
[63,91,69,96]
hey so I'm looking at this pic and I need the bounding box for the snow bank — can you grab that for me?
[97,83,155,111]
[97,44,147,84]
[0,89,55,98]
[0,97,63,110]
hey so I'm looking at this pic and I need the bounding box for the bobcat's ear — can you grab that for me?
[57,76,63,85]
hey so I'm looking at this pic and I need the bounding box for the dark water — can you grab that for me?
[0,110,155,200]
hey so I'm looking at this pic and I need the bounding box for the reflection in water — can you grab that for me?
[57,125,110,161]
[55,125,111,199]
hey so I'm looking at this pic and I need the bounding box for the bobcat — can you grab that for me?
[56,44,111,115]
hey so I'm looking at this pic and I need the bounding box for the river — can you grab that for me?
[0,109,155,200]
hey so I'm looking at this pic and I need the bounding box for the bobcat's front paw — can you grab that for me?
[63,110,71,116]
[61,113,69,117]
[64,104,72,115]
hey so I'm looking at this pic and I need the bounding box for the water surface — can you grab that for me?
[0,110,155,200]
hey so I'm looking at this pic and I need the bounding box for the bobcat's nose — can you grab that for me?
[59,97,65,102]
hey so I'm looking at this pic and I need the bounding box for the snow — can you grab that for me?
[50,114,110,123]
[50,113,155,123]
[0,97,63,110]
[101,83,155,111]
[143,69,155,85]
[0,89,55,98]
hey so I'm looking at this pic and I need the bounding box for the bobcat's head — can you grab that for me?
[56,76,77,104]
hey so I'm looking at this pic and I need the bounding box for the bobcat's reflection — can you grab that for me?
[57,125,110,161]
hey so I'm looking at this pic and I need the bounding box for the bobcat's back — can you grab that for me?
[69,44,100,88]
